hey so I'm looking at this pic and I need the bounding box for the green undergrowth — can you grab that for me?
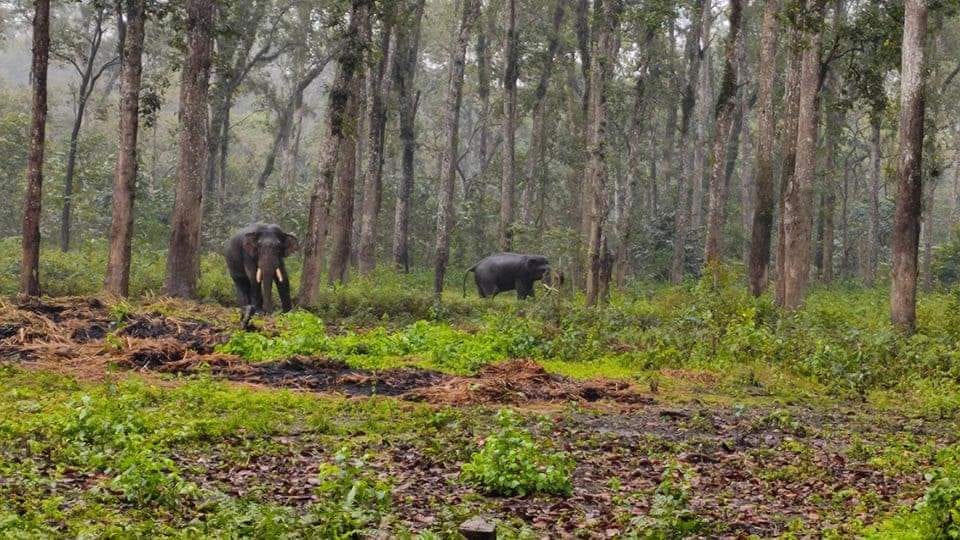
[0,365,485,537]
[210,268,960,415]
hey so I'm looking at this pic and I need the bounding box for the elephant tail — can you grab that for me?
[462,266,476,298]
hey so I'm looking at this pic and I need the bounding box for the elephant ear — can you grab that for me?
[242,232,259,257]
[282,234,300,257]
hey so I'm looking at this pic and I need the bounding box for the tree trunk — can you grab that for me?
[357,18,396,275]
[691,4,713,233]
[163,0,214,298]
[20,0,50,296]
[298,1,370,303]
[748,0,779,295]
[781,0,824,311]
[433,0,480,298]
[704,0,743,271]
[890,0,927,333]
[498,0,519,252]
[820,73,843,284]
[391,0,425,272]
[104,0,146,297]
[774,32,803,305]
[520,0,565,226]
[60,9,108,252]
[865,118,881,286]
[584,0,623,306]
[670,0,707,283]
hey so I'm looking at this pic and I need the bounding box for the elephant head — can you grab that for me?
[242,226,299,313]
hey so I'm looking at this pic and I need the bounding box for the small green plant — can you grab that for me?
[460,409,574,497]
[628,462,705,538]
[305,449,392,539]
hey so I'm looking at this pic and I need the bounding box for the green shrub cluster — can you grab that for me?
[460,409,574,497]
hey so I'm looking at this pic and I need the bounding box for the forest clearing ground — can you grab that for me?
[0,296,956,537]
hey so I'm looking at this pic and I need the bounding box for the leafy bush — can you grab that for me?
[628,462,705,538]
[460,409,573,497]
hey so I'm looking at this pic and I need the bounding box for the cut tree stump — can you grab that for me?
[459,516,496,539]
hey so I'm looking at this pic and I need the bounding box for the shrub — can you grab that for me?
[460,409,573,497]
[305,449,392,538]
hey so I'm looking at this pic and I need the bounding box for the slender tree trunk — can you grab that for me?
[520,0,565,226]
[104,0,146,297]
[391,0,425,272]
[498,0,519,251]
[890,0,928,332]
[841,154,851,279]
[748,0,779,295]
[358,19,396,275]
[865,119,881,286]
[820,77,843,284]
[670,0,707,283]
[60,10,108,252]
[781,0,824,310]
[691,3,713,232]
[704,0,743,270]
[20,0,50,296]
[163,0,214,298]
[298,1,369,303]
[584,0,623,306]
[775,33,803,305]
[434,0,480,298]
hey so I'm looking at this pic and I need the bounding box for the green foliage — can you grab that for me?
[460,409,573,497]
[305,449,393,538]
[865,446,960,539]
[627,462,705,538]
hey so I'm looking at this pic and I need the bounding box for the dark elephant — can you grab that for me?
[462,253,553,299]
[225,223,299,314]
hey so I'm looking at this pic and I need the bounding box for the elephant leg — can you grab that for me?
[516,279,533,300]
[278,268,293,312]
[231,272,251,307]
[480,281,498,298]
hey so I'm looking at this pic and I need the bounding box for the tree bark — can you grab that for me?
[163,0,214,299]
[391,0,426,272]
[704,0,743,270]
[60,7,110,252]
[298,1,370,303]
[584,0,623,306]
[691,3,713,232]
[669,0,707,283]
[781,0,824,310]
[890,0,927,333]
[498,0,519,251]
[357,17,396,275]
[748,0,779,296]
[104,0,146,297]
[20,0,50,296]
[520,0,566,226]
[774,32,803,305]
[433,0,480,298]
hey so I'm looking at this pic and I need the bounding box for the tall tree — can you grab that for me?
[499,0,519,251]
[163,0,215,298]
[357,12,396,275]
[781,0,825,310]
[748,0,779,296]
[774,33,803,305]
[20,0,51,296]
[890,0,928,332]
[55,4,118,251]
[391,0,426,272]
[669,0,707,283]
[104,0,147,297]
[704,0,743,269]
[298,0,370,302]
[434,0,481,298]
[520,0,566,226]
[864,117,881,286]
[584,0,623,306]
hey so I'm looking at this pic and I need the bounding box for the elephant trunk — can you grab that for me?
[258,256,280,313]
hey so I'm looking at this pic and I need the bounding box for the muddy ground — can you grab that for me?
[0,297,953,537]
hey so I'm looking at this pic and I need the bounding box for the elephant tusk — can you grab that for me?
[275,268,283,282]
[256,268,262,283]
[542,283,558,293]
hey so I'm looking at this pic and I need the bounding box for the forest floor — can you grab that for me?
[0,295,956,538]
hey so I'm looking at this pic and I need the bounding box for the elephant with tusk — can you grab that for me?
[226,223,299,316]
